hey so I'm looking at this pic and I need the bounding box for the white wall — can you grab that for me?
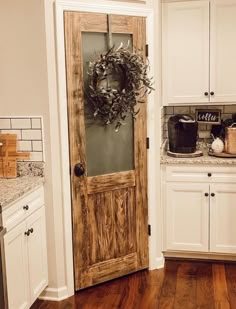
[0,0,67,295]
[0,0,163,300]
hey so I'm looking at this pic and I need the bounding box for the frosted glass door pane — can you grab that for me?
[82,33,134,176]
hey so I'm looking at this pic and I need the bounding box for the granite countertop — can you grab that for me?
[0,176,45,211]
[161,151,236,165]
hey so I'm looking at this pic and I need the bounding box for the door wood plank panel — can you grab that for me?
[113,188,136,257]
[77,12,107,32]
[64,11,91,284]
[110,15,135,33]
[133,16,148,268]
[80,253,138,288]
[87,171,135,194]
[64,11,148,291]
[88,191,115,265]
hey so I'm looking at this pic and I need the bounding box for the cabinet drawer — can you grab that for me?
[165,166,236,183]
[2,186,44,231]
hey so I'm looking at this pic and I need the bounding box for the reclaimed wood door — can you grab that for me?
[64,12,148,290]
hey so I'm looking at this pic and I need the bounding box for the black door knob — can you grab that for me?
[205,193,209,197]
[210,91,214,96]
[211,193,215,197]
[204,92,209,96]
[74,163,85,177]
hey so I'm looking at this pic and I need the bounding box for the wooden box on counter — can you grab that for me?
[0,134,30,178]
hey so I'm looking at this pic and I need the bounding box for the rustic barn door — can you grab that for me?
[64,11,148,290]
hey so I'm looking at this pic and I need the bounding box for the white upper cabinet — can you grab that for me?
[210,0,236,103]
[162,1,210,104]
[162,0,236,105]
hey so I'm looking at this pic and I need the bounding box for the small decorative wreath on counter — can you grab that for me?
[87,43,154,130]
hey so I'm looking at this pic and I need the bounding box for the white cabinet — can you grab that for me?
[163,166,236,255]
[162,0,236,105]
[165,182,209,252]
[210,184,236,253]
[3,186,48,309]
[4,221,30,309]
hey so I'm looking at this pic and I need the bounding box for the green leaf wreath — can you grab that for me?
[87,43,154,131]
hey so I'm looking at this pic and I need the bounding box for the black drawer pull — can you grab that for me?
[208,173,212,177]
[23,205,29,211]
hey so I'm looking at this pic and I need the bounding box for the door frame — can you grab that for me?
[54,0,163,298]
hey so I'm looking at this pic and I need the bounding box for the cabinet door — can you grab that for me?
[165,183,209,252]
[4,221,30,309]
[26,206,48,304]
[210,184,236,253]
[162,1,209,105]
[210,0,236,102]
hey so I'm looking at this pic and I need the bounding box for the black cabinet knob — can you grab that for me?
[211,193,215,197]
[205,193,209,197]
[208,173,212,177]
[210,91,215,96]
[25,230,30,236]
[74,163,85,177]
[25,228,33,236]
[204,92,209,96]
[23,205,29,211]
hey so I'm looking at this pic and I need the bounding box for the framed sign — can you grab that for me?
[195,109,221,124]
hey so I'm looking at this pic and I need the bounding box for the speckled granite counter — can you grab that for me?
[0,176,45,211]
[161,151,236,165]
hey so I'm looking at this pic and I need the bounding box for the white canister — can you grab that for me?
[211,137,224,153]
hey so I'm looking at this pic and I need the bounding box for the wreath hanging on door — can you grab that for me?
[87,43,154,131]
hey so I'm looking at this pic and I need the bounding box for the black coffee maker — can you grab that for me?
[168,114,198,153]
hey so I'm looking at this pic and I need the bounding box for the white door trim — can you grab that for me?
[54,0,160,298]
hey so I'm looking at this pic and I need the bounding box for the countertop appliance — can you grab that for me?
[168,114,198,154]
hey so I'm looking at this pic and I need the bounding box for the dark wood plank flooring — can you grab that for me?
[31,260,236,309]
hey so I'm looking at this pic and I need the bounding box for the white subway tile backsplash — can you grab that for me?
[0,119,11,129]
[29,152,43,162]
[31,118,41,129]
[224,105,236,113]
[11,118,31,129]
[173,106,190,114]
[0,116,44,162]
[22,129,41,140]
[18,141,32,152]
[0,130,22,139]
[32,141,42,152]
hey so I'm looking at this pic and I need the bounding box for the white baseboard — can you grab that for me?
[39,286,73,301]
[149,256,165,270]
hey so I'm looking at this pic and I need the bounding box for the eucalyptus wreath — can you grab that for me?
[87,43,154,130]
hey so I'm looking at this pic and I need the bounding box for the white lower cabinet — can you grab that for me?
[164,166,236,255]
[4,221,30,309]
[166,183,209,252]
[210,184,236,254]
[3,186,48,309]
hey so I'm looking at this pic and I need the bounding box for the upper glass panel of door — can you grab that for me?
[82,33,134,177]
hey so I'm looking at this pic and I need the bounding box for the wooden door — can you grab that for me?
[210,0,236,103]
[162,1,209,105]
[165,182,209,252]
[64,12,148,290]
[210,184,236,254]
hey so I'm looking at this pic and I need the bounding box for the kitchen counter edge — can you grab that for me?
[0,176,45,212]
[161,153,236,165]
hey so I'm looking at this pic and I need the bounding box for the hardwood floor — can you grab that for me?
[31,260,236,309]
